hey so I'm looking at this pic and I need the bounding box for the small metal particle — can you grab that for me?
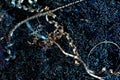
[34,0,37,3]
[28,0,33,4]
[23,5,28,11]
[11,0,16,7]
[8,0,40,12]
[20,0,24,3]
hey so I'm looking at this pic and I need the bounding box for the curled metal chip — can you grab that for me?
[7,0,41,12]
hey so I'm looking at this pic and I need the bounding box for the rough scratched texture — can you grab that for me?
[0,0,120,80]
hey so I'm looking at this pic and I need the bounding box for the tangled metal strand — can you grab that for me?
[45,12,104,80]
[47,20,80,65]
[6,0,108,79]
[26,10,104,79]
[63,32,80,65]
[6,0,83,62]
[46,13,80,64]
[8,0,83,42]
[88,40,120,76]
